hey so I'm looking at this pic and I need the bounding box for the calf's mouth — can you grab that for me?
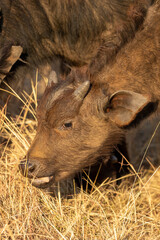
[19,159,55,188]
[31,176,55,188]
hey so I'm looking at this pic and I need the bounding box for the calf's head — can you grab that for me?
[19,75,152,188]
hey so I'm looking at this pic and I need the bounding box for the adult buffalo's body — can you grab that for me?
[0,0,153,116]
[0,0,153,73]
[19,2,160,188]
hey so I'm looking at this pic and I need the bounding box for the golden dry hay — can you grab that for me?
[0,82,160,240]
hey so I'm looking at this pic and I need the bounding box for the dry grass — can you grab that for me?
[0,83,160,240]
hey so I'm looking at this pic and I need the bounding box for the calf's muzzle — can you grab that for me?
[19,159,55,188]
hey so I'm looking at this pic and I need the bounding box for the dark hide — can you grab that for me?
[0,0,153,71]
[0,0,154,116]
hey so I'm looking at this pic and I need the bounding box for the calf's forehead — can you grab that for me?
[46,93,83,127]
[36,77,108,128]
[37,80,74,113]
[37,79,88,125]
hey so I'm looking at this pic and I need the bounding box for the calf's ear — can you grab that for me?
[105,90,152,127]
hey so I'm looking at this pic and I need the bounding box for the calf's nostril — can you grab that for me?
[19,160,36,177]
[28,162,35,173]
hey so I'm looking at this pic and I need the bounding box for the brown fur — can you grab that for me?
[0,0,154,117]
[0,0,153,69]
[19,1,160,185]
[94,2,160,100]
[20,76,125,183]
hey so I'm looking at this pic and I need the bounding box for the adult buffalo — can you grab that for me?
[0,0,153,116]
[0,0,153,75]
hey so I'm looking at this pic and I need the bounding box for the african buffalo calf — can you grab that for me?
[19,2,160,188]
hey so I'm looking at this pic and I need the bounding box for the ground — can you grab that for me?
[0,79,160,239]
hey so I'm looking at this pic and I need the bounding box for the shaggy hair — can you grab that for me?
[0,0,153,70]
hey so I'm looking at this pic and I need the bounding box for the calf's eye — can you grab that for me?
[64,122,72,128]
[62,122,72,129]
[58,121,73,130]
